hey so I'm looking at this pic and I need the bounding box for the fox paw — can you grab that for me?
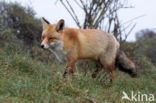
[92,73,97,78]
[63,71,68,78]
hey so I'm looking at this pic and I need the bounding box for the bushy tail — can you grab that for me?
[115,49,137,77]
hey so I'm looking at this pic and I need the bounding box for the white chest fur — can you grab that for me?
[48,41,67,63]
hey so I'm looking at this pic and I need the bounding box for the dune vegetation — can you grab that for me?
[0,1,155,103]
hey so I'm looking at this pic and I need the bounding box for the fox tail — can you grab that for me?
[115,49,137,77]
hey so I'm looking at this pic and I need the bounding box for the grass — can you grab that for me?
[0,1,155,102]
[0,36,156,103]
[0,48,156,103]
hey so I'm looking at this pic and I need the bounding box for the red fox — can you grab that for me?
[40,18,137,82]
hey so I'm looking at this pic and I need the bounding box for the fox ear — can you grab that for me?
[41,17,50,29]
[56,19,65,32]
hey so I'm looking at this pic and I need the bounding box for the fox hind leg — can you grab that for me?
[92,61,103,78]
[99,54,116,82]
[108,62,116,82]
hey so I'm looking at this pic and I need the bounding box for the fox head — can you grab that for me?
[40,18,65,49]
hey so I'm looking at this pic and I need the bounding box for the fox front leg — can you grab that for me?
[63,59,76,78]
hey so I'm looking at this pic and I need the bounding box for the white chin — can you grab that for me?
[44,45,49,49]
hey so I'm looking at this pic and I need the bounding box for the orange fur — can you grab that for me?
[41,19,120,81]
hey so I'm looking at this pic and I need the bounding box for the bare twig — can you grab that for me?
[125,23,136,41]
[73,0,83,9]
[122,15,146,25]
[60,0,81,28]
[57,0,136,41]
[65,0,80,25]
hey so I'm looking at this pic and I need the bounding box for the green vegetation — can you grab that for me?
[0,1,155,103]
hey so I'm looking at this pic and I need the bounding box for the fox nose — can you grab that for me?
[41,45,44,48]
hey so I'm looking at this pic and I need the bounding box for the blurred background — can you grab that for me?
[0,0,155,103]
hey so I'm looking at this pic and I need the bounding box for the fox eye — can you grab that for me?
[49,38,53,40]
[49,37,57,40]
